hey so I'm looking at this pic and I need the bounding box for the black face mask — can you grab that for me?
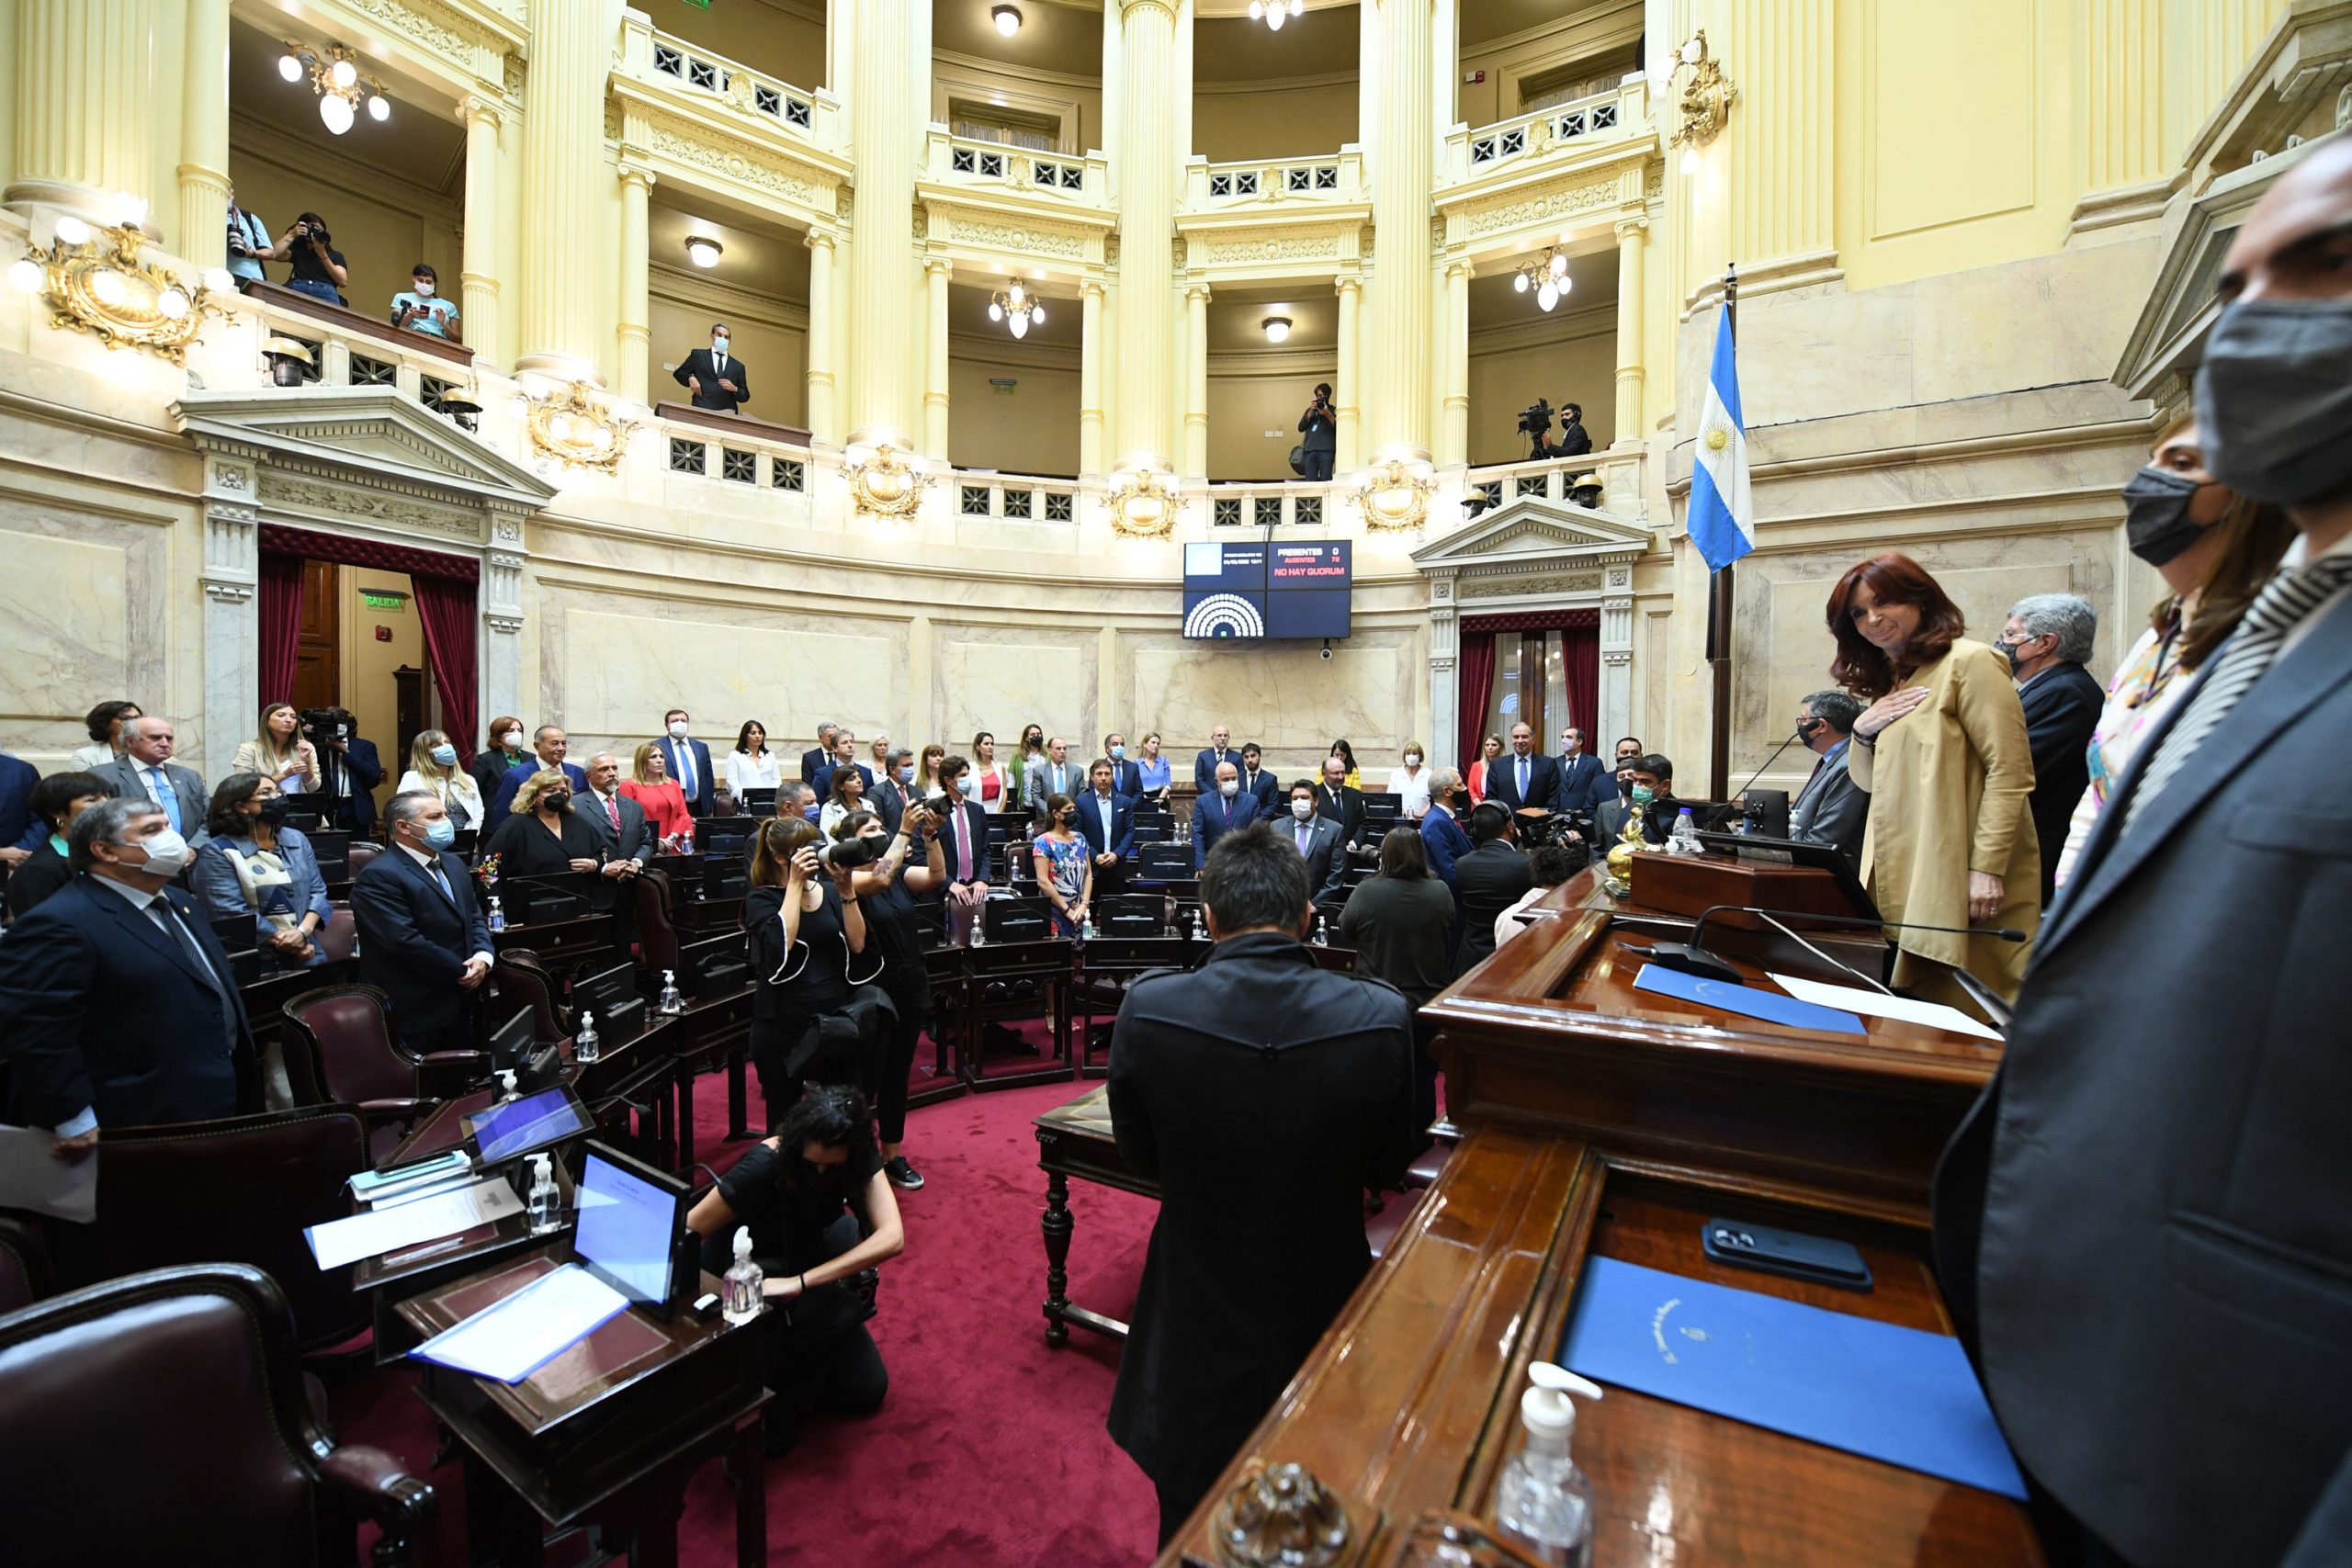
[2195,298,2352,506]
[2120,466,2211,567]
[254,795,293,828]
[1795,718,1824,744]
[542,793,571,813]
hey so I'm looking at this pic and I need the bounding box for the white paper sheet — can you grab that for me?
[411,1263,630,1383]
[303,1177,524,1270]
[0,1124,97,1223]
[1768,974,2004,1041]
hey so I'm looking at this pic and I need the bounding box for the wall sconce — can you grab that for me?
[8,211,235,367]
[844,426,929,518]
[262,336,317,386]
[1511,248,1572,311]
[1652,30,1736,174]
[519,380,638,473]
[991,4,1023,38]
[1355,447,1435,531]
[988,279,1044,338]
[684,235,723,269]
[1105,459,1181,538]
[279,41,391,135]
[1261,315,1292,344]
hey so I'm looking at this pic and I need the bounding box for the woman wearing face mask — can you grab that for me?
[1032,793,1091,936]
[1136,732,1173,807]
[232,702,322,793]
[1014,725,1047,811]
[193,774,332,981]
[2055,423,2294,886]
[397,728,484,833]
[745,817,874,1121]
[729,720,781,795]
[965,731,1012,814]
[1387,741,1432,821]
[1832,553,2040,1005]
[622,741,694,852]
[469,716,529,804]
[484,769,603,875]
[834,804,945,1190]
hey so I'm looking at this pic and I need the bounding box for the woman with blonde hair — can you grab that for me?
[483,767,601,875]
[396,728,483,831]
[623,739,693,851]
[232,702,321,792]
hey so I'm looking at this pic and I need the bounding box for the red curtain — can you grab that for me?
[1564,621,1600,741]
[412,576,480,767]
[258,552,303,708]
[1456,631,1496,776]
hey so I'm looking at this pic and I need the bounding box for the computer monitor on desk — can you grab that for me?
[465,1083,593,1166]
[574,1143,694,1316]
[739,788,777,818]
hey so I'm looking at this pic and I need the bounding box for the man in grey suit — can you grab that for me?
[1025,736,1079,814]
[94,716,206,840]
[575,752,654,954]
[1277,779,1348,910]
[1933,142,2352,1568]
[1786,691,1868,868]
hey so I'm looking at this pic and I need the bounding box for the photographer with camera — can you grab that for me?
[834,801,947,1190]
[224,186,274,283]
[1297,382,1338,482]
[745,816,875,1124]
[301,705,382,835]
[1518,397,1555,460]
[275,211,348,305]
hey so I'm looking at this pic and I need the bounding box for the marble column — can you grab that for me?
[848,0,924,438]
[516,0,608,379]
[1611,217,1647,447]
[1334,275,1361,471]
[176,0,230,267]
[1365,0,1435,455]
[1182,283,1210,480]
[806,228,839,444]
[1079,279,1106,476]
[459,97,504,371]
[196,451,259,785]
[1724,0,1839,293]
[1112,0,1181,464]
[7,0,156,223]
[616,164,654,400]
[1440,260,1471,468]
[924,258,952,457]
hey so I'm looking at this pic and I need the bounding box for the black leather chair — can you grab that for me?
[0,1261,434,1564]
[0,1213,49,1314]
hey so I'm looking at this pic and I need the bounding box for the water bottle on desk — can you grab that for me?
[1670,807,1701,855]
[574,1010,601,1065]
[722,1225,763,1325]
[1313,912,1329,946]
[486,896,506,933]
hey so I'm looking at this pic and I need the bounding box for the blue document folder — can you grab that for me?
[1560,1256,2027,1498]
[1633,963,1868,1035]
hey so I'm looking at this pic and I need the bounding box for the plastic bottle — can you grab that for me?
[486,895,505,933]
[1313,912,1329,946]
[573,1010,601,1065]
[1492,1362,1602,1566]
[971,905,988,947]
[658,969,685,1014]
[721,1226,764,1325]
[496,1069,519,1101]
[1670,807,1701,854]
[526,1153,562,1235]
[1079,909,1095,944]
[680,827,694,856]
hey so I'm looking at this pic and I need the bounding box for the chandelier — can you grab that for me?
[278,40,391,136]
[1512,247,1573,312]
[1248,0,1305,30]
[987,279,1046,339]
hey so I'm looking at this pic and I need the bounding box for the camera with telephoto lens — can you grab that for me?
[1517,398,1554,439]
[1519,810,1592,850]
[922,794,960,819]
[299,706,354,742]
[818,835,882,871]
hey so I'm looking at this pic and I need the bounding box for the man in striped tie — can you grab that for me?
[1933,138,2352,1568]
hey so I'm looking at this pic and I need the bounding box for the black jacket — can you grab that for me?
[1106,932,1413,1506]
[2018,662,2104,902]
[1313,782,1366,848]
[1336,874,1458,1008]
[673,346,750,412]
[1452,839,1534,975]
[1297,401,1337,454]
[1552,419,1592,458]
[351,846,492,1043]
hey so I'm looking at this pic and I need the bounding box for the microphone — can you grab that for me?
[1729,729,1807,808]
[1636,904,2028,986]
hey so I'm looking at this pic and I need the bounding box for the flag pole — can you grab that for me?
[1706,264,1738,803]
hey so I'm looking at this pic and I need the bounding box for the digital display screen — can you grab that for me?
[1182,540,1351,640]
[574,1151,683,1303]
[469,1087,592,1164]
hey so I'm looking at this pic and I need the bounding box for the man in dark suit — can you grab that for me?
[1487,721,1566,817]
[812,730,876,805]
[306,707,383,836]
[1107,822,1413,1543]
[1551,400,1592,459]
[1102,732,1144,799]
[0,750,40,866]
[1787,691,1869,868]
[1193,761,1259,872]
[656,707,716,818]
[93,716,207,840]
[487,725,590,828]
[1075,758,1136,896]
[672,321,750,413]
[1451,803,1533,976]
[1555,727,1607,815]
[1192,725,1235,794]
[1312,755,1366,850]
[0,797,252,1151]
[1934,146,2352,1568]
[932,756,993,943]
[1237,743,1280,814]
[577,752,654,954]
[869,748,911,836]
[1591,754,1678,854]
[352,791,493,1055]
[800,723,839,786]
[1277,780,1349,908]
[2001,594,2105,903]
[1417,770,1474,889]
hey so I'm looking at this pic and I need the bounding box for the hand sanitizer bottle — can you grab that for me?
[486,895,505,933]
[526,1153,562,1235]
[658,969,685,1014]
[573,1010,600,1064]
[496,1069,518,1101]
[722,1226,764,1325]
[1492,1362,1602,1566]
[1313,912,1329,946]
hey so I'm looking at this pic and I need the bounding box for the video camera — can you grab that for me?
[1517,398,1554,441]
[299,706,355,743]
[1518,810,1593,851]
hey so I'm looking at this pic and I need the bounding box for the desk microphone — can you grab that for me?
[1729,729,1807,807]
[1640,904,2028,986]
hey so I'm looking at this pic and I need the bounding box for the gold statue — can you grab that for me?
[1601,797,1649,898]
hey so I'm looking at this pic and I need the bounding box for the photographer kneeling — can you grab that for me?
[689,1085,903,1457]
[831,803,946,1191]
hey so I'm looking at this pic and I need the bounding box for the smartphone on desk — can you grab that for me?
[1702,1217,1873,1291]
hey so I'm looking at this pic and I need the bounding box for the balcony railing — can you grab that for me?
[617,14,839,153]
[1442,82,1649,186]
[953,470,1081,524]
[1193,480,1340,529]
[922,130,1105,207]
[1182,148,1364,213]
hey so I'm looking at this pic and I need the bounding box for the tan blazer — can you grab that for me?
[1847,637,2041,1000]
[232,738,322,792]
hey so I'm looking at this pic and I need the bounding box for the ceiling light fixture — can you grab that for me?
[278,40,391,136]
[1247,0,1305,31]
[988,278,1045,338]
[1512,247,1574,312]
[1261,315,1292,344]
[685,235,724,268]
[991,4,1023,38]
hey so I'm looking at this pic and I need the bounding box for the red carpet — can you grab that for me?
[333,1070,1164,1566]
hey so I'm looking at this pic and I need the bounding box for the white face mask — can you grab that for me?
[413,278,435,296]
[121,828,192,879]
[1405,753,1422,767]
[1219,780,1239,798]
[1291,799,1314,820]
[668,720,690,739]
[712,337,729,355]
[500,731,522,751]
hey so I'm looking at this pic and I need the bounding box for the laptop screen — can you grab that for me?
[470,1086,591,1164]
[574,1149,684,1304]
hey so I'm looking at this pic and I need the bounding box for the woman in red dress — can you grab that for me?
[623,739,694,851]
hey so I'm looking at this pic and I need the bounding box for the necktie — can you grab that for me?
[2121,553,2352,833]
[1296,822,1312,854]
[1807,752,1825,783]
[955,815,974,881]
[675,744,695,798]
[1518,757,1530,800]
[604,791,621,830]
[148,767,180,830]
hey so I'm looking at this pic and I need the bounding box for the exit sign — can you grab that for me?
[360,589,407,612]
[679,0,711,8]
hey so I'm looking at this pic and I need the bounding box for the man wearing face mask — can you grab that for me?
[1102,732,1143,799]
[352,792,494,1056]
[1997,593,2103,904]
[0,798,254,1155]
[1786,692,1869,869]
[1933,140,2352,1568]
[1591,755,1677,854]
[657,707,716,818]
[1193,761,1260,872]
[1282,779,1348,910]
[674,321,751,413]
[871,747,914,836]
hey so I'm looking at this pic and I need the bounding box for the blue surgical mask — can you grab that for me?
[898,765,915,784]
[430,743,458,766]
[423,817,457,850]
[1109,744,1125,760]
[802,803,822,823]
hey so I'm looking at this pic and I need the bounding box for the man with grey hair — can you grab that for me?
[352,789,493,1055]
[799,724,838,786]
[92,715,206,839]
[776,779,816,822]
[1788,690,1869,868]
[1417,768,1473,889]
[2001,592,2104,902]
[0,796,250,1154]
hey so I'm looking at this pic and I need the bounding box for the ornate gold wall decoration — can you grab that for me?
[1662,30,1738,155]
[7,216,233,367]
[519,381,637,474]
[1356,452,1435,531]
[1105,464,1180,538]
[844,432,928,519]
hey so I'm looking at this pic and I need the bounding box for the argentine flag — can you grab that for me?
[1687,306,1753,570]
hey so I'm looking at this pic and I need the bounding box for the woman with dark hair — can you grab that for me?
[727,719,781,795]
[2056,422,2295,886]
[275,211,348,303]
[1829,552,2039,1003]
[469,716,528,803]
[1338,826,1458,1141]
[192,773,333,974]
[5,771,110,923]
[687,1084,904,1456]
[819,758,867,840]
[1329,739,1363,790]
[834,804,945,1190]
[744,815,875,1122]
[1032,792,1091,936]
[69,700,141,771]
[1013,724,1046,811]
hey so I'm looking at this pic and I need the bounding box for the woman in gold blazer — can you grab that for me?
[1829,553,2040,1004]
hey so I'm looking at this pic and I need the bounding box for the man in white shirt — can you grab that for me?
[351,792,493,1055]
[92,716,206,839]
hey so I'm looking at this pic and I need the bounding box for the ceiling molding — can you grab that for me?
[1193,69,1362,96]
[931,45,1106,95]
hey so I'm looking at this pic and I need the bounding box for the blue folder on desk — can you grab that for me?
[1633,963,1867,1035]
[1560,1257,2027,1498]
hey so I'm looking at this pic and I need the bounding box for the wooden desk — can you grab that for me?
[1159,882,2033,1568]
[398,1250,767,1567]
[1033,1084,1154,1345]
[350,1163,572,1365]
[494,913,616,973]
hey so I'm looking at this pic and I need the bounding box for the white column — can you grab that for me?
[516,0,608,378]
[1112,0,1181,463]
[7,0,156,223]
[1183,283,1210,480]
[1441,259,1470,468]
[806,228,839,444]
[1080,279,1106,476]
[1364,0,1434,454]
[197,452,259,784]
[848,0,924,437]
[1334,275,1361,472]
[1612,217,1647,447]
[459,97,504,370]
[175,0,230,267]
[616,164,654,400]
[924,257,952,458]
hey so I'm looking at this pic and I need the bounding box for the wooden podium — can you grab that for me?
[1159,867,2035,1568]
[1626,847,1869,926]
